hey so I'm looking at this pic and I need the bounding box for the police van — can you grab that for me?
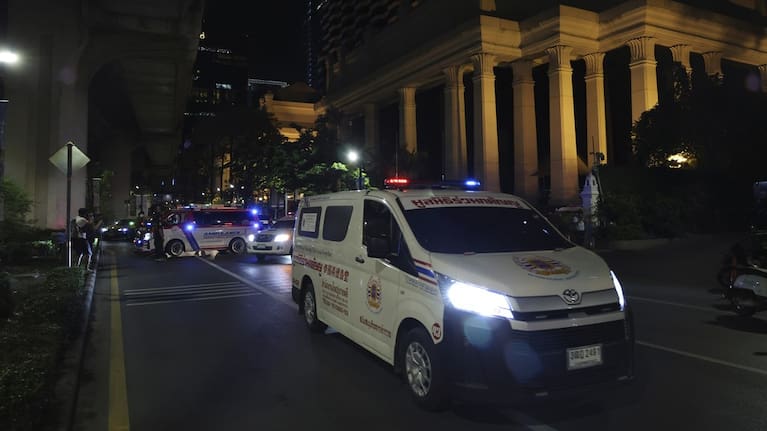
[135,208,259,257]
[291,179,634,409]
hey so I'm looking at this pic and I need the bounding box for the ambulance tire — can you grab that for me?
[166,240,185,257]
[302,284,327,333]
[229,237,247,255]
[403,327,449,411]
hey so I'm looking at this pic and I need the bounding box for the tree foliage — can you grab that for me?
[189,107,364,204]
[633,68,767,178]
[606,70,767,238]
[0,179,33,223]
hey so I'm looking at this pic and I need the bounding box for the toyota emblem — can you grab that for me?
[562,289,581,305]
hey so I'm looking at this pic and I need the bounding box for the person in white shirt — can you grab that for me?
[72,208,93,270]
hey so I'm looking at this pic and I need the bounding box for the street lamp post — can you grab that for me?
[0,48,20,223]
[347,150,363,190]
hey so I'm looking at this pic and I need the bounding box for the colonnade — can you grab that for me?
[353,37,767,206]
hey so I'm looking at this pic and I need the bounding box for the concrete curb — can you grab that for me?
[54,246,100,431]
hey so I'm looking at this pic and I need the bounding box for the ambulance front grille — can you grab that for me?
[511,303,621,321]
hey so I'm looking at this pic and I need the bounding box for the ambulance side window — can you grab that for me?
[322,206,353,241]
[167,213,181,225]
[363,200,417,276]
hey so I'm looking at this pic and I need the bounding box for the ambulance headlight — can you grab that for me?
[247,234,255,242]
[274,234,290,243]
[438,274,513,319]
[610,270,626,311]
[101,227,108,233]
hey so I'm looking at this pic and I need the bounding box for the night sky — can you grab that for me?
[201,0,307,84]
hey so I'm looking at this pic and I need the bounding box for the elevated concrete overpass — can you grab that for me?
[3,0,204,228]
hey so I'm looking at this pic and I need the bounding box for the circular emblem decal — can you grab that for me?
[431,323,442,340]
[513,255,573,279]
[366,276,382,313]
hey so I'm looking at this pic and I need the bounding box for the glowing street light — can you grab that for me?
[0,50,19,65]
[346,150,365,190]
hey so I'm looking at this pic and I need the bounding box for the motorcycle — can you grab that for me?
[717,232,767,317]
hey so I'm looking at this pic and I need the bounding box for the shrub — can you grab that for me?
[0,179,33,223]
[0,266,85,430]
[0,272,11,319]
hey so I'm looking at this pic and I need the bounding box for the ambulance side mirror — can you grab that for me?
[367,237,390,258]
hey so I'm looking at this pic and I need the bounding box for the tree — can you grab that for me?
[632,68,767,177]
[190,106,286,206]
[282,113,361,195]
[0,179,32,223]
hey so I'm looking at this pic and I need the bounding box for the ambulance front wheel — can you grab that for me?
[229,237,246,255]
[403,327,449,411]
[165,240,185,257]
[302,283,327,333]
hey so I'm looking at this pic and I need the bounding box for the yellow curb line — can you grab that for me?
[108,259,130,431]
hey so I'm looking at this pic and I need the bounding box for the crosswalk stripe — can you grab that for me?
[124,281,243,294]
[124,284,248,296]
[126,292,260,307]
[124,287,253,299]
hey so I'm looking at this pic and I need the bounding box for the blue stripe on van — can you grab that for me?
[182,227,200,251]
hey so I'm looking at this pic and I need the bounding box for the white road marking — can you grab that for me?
[123,284,247,296]
[200,258,557,431]
[196,257,298,309]
[637,340,767,377]
[627,295,718,313]
[126,292,260,307]
[125,287,254,299]
[124,281,242,292]
[507,411,559,431]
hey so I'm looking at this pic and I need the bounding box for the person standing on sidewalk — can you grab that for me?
[150,206,166,261]
[71,208,93,271]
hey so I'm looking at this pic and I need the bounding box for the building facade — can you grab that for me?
[3,0,203,227]
[317,0,767,205]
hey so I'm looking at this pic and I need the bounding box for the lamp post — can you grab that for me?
[0,48,20,223]
[347,150,363,190]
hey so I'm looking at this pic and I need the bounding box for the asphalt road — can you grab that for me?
[72,234,767,431]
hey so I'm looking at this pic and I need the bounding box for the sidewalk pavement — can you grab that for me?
[54,246,101,431]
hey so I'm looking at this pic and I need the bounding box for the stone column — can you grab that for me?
[627,37,658,122]
[364,103,378,155]
[336,113,349,145]
[511,59,538,200]
[471,52,500,192]
[702,51,724,83]
[760,65,767,93]
[398,87,417,154]
[670,44,692,79]
[583,52,608,168]
[443,65,467,179]
[546,45,579,206]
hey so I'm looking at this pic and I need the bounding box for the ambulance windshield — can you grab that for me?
[404,207,573,254]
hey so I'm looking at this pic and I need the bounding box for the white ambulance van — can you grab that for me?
[291,180,634,409]
[135,208,259,257]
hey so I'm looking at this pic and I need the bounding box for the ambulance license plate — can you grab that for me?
[567,344,603,370]
[256,244,267,249]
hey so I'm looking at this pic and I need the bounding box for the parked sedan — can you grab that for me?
[102,218,137,241]
[247,216,295,262]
